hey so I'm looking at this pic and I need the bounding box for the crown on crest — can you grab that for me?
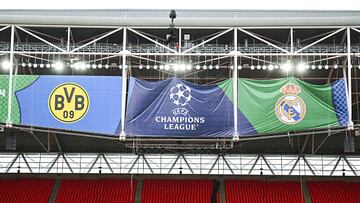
[281,83,301,95]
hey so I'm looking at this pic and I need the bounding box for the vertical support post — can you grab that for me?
[67,27,71,52]
[120,28,127,140]
[233,28,239,141]
[178,28,182,53]
[290,28,294,53]
[6,26,15,126]
[346,27,353,128]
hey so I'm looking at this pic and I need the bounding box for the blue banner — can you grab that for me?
[125,77,234,137]
[14,75,122,135]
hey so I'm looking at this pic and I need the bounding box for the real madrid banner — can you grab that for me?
[0,75,123,135]
[125,77,234,137]
[230,77,349,135]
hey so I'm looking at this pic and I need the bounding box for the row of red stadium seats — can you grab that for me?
[1,178,360,203]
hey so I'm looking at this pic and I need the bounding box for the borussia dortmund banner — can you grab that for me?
[0,75,122,135]
[125,77,234,137]
[221,77,349,135]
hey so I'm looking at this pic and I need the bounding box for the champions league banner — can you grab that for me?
[125,77,234,137]
[0,75,122,135]
[230,77,349,135]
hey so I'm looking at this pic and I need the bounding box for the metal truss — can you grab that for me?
[0,152,359,176]
[0,25,358,140]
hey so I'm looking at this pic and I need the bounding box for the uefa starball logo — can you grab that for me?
[169,83,192,116]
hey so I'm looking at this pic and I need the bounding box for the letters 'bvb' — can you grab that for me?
[48,83,90,123]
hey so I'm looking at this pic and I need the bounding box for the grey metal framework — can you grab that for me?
[0,152,359,176]
[0,25,359,140]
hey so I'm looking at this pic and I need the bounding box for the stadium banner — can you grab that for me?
[222,77,349,136]
[125,77,234,137]
[0,75,122,135]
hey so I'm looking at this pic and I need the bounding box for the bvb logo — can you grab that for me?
[48,83,90,123]
[275,83,306,125]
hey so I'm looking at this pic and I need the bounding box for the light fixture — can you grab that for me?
[179,64,186,71]
[51,63,56,68]
[54,61,64,72]
[209,64,213,70]
[256,65,261,70]
[250,65,255,70]
[33,63,38,68]
[39,63,44,68]
[311,65,316,70]
[230,65,234,70]
[27,63,32,68]
[237,65,242,70]
[324,64,329,70]
[46,64,51,68]
[21,63,26,67]
[215,65,220,69]
[268,64,274,71]
[262,65,267,70]
[159,65,164,70]
[281,61,292,72]
[186,64,192,70]
[146,64,151,69]
[296,63,306,73]
[195,65,200,70]
[139,64,143,69]
[105,64,109,69]
[305,65,310,69]
[80,63,86,70]
[334,64,338,69]
[2,61,11,70]
[98,64,103,69]
[202,65,207,70]
[318,64,323,69]
[274,65,279,69]
[92,64,97,69]
[118,65,122,69]
[86,64,91,69]
[164,64,170,70]
[153,65,158,69]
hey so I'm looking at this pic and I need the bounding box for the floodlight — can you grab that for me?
[54,61,64,72]
[2,61,11,70]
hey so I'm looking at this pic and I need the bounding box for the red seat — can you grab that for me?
[56,179,137,203]
[142,179,216,203]
[307,181,360,203]
[224,180,303,203]
[0,178,54,203]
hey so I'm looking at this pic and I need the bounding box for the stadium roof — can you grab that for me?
[0,10,360,27]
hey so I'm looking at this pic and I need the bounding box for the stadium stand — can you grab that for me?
[56,179,137,203]
[142,179,217,203]
[0,178,54,203]
[307,181,360,203]
[225,179,304,203]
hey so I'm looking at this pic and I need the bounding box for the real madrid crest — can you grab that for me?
[275,83,306,125]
